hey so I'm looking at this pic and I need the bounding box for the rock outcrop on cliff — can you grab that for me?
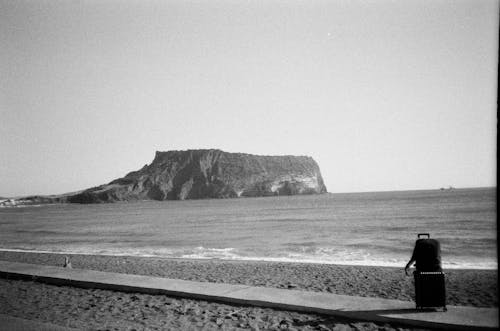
[65,149,327,203]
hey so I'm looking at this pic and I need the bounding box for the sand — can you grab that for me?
[0,251,497,331]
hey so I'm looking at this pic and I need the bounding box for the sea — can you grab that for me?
[0,187,496,270]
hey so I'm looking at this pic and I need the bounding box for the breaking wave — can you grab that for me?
[0,246,496,270]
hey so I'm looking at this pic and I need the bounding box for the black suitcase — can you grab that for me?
[413,233,442,272]
[414,271,447,311]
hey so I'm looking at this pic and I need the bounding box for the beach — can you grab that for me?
[0,251,497,330]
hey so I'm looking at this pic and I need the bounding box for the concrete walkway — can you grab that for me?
[0,261,497,331]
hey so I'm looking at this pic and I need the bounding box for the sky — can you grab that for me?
[0,0,498,197]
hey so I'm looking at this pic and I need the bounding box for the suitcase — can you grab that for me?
[413,233,442,272]
[414,271,447,311]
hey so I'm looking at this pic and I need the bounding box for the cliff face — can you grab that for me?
[66,149,327,203]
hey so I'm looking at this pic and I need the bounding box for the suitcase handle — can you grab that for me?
[418,233,430,238]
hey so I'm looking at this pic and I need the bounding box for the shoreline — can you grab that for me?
[0,248,495,271]
[0,250,496,308]
[0,250,497,330]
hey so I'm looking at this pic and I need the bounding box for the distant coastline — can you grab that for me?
[1,186,496,208]
[1,186,488,199]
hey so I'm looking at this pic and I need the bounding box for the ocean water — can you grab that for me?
[0,188,496,269]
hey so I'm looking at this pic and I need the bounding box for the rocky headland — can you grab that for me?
[3,149,327,205]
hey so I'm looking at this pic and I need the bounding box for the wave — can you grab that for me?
[181,247,239,259]
[0,204,43,208]
[0,247,496,270]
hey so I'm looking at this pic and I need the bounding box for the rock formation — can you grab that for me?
[65,149,327,203]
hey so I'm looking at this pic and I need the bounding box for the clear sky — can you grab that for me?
[0,0,498,197]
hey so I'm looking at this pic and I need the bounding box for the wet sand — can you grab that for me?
[0,251,497,330]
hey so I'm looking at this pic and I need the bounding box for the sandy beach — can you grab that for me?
[0,251,496,330]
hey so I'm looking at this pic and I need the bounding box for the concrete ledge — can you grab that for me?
[0,261,497,331]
